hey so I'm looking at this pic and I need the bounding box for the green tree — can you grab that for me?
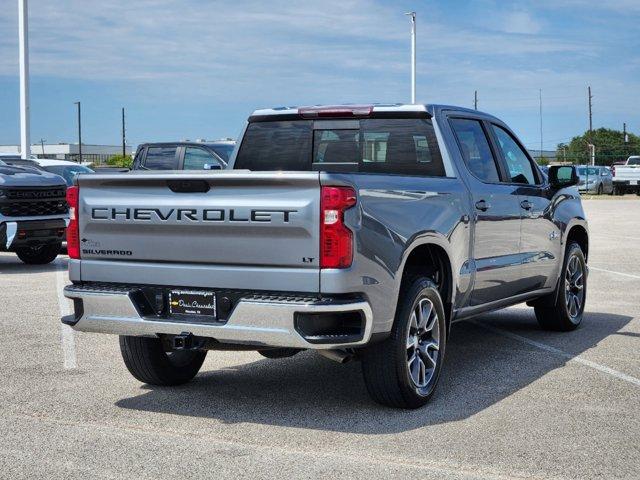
[557,128,640,165]
[106,155,133,168]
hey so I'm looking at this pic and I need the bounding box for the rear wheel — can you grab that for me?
[361,277,446,409]
[534,242,586,331]
[15,243,61,265]
[119,336,207,385]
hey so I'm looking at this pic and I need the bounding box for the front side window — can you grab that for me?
[183,147,219,170]
[209,144,235,162]
[491,125,537,185]
[144,147,178,170]
[450,118,500,183]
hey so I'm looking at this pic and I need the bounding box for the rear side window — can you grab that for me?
[450,118,500,183]
[144,147,178,170]
[314,119,445,176]
[235,121,312,170]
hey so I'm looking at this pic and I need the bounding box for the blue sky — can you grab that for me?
[0,0,638,151]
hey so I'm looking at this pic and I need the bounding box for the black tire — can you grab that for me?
[361,277,446,409]
[258,348,301,359]
[15,243,61,265]
[534,242,586,331]
[119,336,207,386]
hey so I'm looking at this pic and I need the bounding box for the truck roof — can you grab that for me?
[248,103,500,123]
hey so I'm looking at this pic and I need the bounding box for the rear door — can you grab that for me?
[76,172,321,292]
[488,123,559,293]
[449,117,524,306]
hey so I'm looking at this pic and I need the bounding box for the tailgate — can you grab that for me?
[76,171,321,291]
[614,166,640,180]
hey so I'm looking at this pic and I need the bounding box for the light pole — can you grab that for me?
[405,12,416,104]
[40,138,45,156]
[18,0,31,159]
[74,101,82,163]
[122,107,126,158]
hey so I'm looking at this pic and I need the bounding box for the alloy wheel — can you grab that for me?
[565,255,584,321]
[406,298,440,390]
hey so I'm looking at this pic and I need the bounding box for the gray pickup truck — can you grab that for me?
[62,104,588,408]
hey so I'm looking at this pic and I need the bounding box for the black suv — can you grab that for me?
[132,142,234,171]
[0,159,68,264]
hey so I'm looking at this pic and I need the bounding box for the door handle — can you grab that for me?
[520,200,532,210]
[475,200,490,212]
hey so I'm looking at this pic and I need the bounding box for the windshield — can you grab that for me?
[43,165,93,186]
[209,144,235,161]
[577,167,598,176]
[627,157,640,166]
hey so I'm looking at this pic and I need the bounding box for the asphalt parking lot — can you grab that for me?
[0,199,638,480]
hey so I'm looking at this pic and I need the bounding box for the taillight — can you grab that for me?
[320,186,356,268]
[66,185,80,259]
[611,165,616,177]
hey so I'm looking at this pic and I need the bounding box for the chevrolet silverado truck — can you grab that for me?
[612,156,640,195]
[62,104,588,409]
[0,159,68,264]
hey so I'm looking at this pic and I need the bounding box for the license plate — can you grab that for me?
[169,290,216,319]
[631,180,638,186]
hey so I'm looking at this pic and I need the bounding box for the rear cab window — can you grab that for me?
[234,117,446,177]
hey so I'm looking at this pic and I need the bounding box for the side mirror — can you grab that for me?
[548,165,579,189]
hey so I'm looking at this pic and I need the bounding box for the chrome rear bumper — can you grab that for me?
[63,284,373,350]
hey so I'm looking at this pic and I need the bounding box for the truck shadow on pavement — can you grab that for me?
[0,254,67,274]
[115,308,632,434]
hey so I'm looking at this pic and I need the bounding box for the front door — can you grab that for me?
[488,123,560,293]
[449,117,523,306]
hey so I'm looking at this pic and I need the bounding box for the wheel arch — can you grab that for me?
[396,235,455,328]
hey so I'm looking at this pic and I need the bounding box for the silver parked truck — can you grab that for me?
[63,104,589,408]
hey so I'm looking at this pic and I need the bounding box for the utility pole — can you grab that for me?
[74,101,82,163]
[40,138,45,156]
[18,0,31,159]
[539,89,543,160]
[474,90,478,110]
[121,107,126,157]
[587,86,593,167]
[588,86,593,137]
[405,12,416,104]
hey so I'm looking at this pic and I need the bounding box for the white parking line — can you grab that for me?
[468,320,640,388]
[55,263,77,369]
[589,266,640,280]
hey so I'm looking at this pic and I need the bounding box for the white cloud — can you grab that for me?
[501,11,543,34]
